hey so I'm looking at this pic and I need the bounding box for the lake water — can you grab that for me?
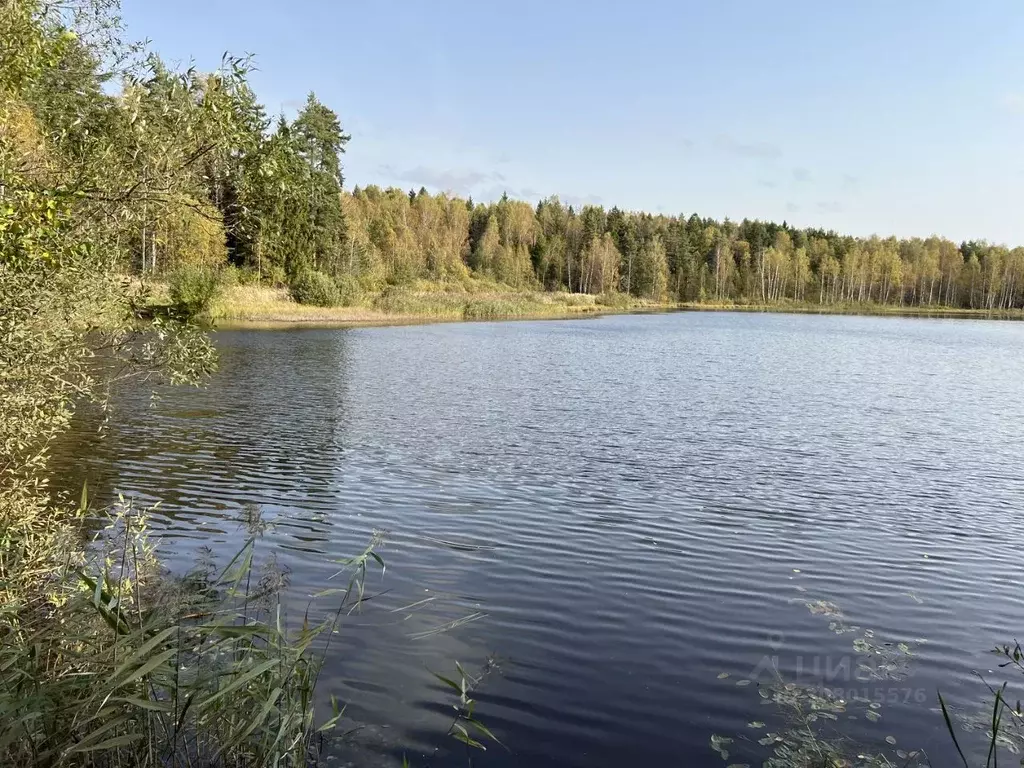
[54,311,1024,767]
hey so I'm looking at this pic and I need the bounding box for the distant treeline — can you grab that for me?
[161,96,1024,309]
[341,189,1022,310]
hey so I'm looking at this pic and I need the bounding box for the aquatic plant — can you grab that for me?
[431,659,504,753]
[0,498,386,767]
[712,597,927,767]
[940,639,1024,765]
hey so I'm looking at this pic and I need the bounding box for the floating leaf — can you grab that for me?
[885,735,897,745]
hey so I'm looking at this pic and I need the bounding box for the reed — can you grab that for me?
[0,497,383,768]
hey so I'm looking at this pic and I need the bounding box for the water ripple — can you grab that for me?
[51,312,1024,767]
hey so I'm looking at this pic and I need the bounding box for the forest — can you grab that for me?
[21,11,1009,312]
[149,94,1024,312]
[341,189,1023,309]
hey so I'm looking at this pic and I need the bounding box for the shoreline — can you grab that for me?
[208,284,653,330]
[209,285,1024,330]
[211,300,628,330]
[678,302,1024,320]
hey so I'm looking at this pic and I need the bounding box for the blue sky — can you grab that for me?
[122,0,1024,243]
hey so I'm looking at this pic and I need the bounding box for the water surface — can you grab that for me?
[55,312,1024,767]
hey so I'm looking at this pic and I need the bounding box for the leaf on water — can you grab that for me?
[709,734,733,758]
[886,735,897,745]
[717,672,730,679]
[736,679,752,687]
[747,721,765,729]
[865,710,881,722]
[805,599,844,618]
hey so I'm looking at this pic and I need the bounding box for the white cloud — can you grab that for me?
[377,164,505,194]
[714,133,783,160]
[1000,93,1024,114]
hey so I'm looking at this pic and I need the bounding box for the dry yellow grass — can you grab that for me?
[209,284,643,328]
[209,285,410,327]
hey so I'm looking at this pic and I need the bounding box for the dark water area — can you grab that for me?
[52,312,1024,766]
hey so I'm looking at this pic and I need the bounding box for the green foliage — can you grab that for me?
[0,504,384,768]
[632,234,669,299]
[265,264,288,288]
[288,269,340,307]
[244,98,350,279]
[333,272,362,306]
[431,659,503,752]
[220,264,261,286]
[169,264,222,318]
[0,3,277,764]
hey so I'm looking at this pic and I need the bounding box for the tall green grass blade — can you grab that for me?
[110,647,177,689]
[71,733,144,753]
[938,692,970,768]
[195,658,281,711]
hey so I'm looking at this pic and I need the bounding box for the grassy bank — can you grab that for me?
[202,281,1023,329]
[205,279,655,328]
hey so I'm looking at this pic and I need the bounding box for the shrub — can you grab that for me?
[289,270,340,307]
[265,265,288,288]
[596,291,633,308]
[169,265,222,318]
[334,273,362,307]
[220,264,261,286]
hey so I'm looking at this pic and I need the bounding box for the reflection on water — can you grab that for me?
[51,312,1024,766]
